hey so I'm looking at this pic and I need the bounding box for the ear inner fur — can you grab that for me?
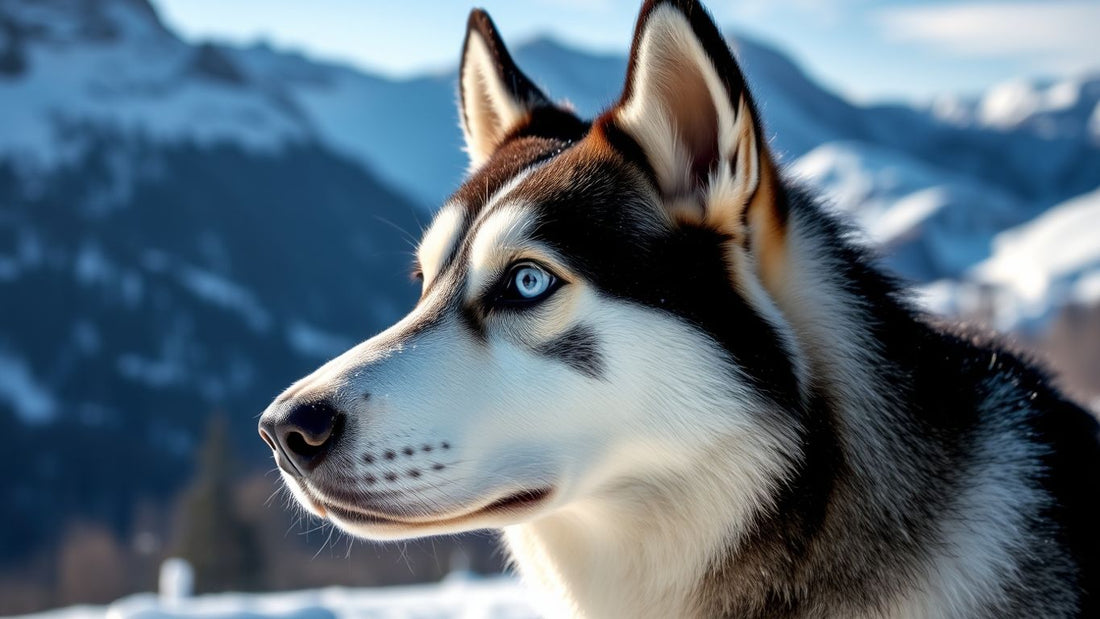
[459,10,551,167]
[609,0,790,304]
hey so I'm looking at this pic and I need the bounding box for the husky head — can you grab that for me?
[260,0,802,542]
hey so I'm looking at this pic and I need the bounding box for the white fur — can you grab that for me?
[417,202,465,288]
[468,203,535,295]
[503,301,797,619]
[277,204,798,615]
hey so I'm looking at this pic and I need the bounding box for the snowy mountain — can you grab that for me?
[1,0,1098,587]
[929,74,1100,143]
[0,0,308,171]
[921,186,1100,331]
[0,0,421,562]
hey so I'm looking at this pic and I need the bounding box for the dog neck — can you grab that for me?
[503,436,793,618]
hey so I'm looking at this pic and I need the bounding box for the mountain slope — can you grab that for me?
[0,0,421,561]
[921,187,1100,331]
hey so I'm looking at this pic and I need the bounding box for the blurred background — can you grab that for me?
[0,0,1097,615]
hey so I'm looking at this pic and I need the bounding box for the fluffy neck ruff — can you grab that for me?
[504,436,793,618]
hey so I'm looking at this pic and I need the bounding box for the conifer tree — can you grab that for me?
[174,415,261,592]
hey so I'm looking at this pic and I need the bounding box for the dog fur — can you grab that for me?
[259,1,1100,616]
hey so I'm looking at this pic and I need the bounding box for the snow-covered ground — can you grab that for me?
[14,578,542,619]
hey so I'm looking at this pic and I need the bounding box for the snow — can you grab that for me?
[14,579,541,619]
[285,322,354,360]
[159,559,194,603]
[917,187,1100,330]
[177,266,271,332]
[0,1,307,174]
[277,69,462,208]
[74,243,116,286]
[964,187,1100,327]
[790,141,1030,279]
[0,228,46,281]
[117,353,187,389]
[977,188,1100,299]
[979,80,1044,129]
[869,188,948,245]
[929,94,973,125]
[938,73,1100,142]
[0,350,57,424]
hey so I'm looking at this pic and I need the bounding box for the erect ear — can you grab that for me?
[459,10,552,169]
[611,0,783,243]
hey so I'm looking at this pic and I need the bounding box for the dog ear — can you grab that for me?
[610,0,783,245]
[459,10,552,168]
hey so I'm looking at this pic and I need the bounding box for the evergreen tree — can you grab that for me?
[174,415,262,593]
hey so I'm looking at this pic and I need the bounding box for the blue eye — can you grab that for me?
[499,262,559,305]
[515,265,551,298]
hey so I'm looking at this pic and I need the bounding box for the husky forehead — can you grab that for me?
[417,136,573,280]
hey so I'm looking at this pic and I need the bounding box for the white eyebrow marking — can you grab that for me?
[417,202,465,288]
[468,203,536,296]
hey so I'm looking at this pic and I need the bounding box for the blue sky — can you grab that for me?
[151,0,1100,103]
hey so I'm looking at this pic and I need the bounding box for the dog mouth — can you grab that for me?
[305,486,554,529]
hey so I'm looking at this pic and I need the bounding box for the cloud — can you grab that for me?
[878,1,1100,74]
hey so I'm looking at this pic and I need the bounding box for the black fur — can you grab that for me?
[536,324,604,379]
[692,189,1098,617]
[459,10,548,135]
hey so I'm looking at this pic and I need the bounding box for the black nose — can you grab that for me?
[258,399,343,476]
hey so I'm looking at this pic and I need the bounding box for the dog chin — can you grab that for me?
[319,487,556,541]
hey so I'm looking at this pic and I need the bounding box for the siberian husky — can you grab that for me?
[259,1,1100,616]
